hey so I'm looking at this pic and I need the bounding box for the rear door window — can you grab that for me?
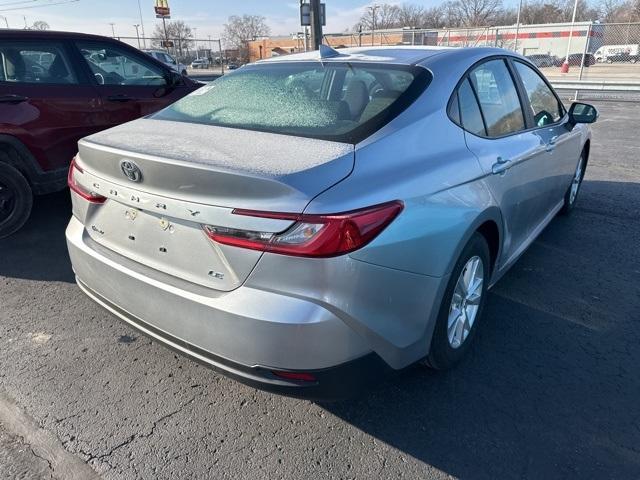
[457,78,487,136]
[0,41,77,84]
[468,59,525,137]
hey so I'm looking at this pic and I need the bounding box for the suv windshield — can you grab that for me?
[152,62,431,143]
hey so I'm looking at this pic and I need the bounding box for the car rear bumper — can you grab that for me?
[66,216,388,399]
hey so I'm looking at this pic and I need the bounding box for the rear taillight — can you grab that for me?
[68,157,106,204]
[203,201,403,258]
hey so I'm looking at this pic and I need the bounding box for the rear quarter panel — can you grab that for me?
[306,60,502,278]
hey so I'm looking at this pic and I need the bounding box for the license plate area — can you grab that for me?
[85,202,258,291]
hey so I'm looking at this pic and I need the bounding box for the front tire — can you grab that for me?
[424,233,490,370]
[560,152,587,215]
[0,162,33,239]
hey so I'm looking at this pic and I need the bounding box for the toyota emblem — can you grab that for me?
[119,160,142,183]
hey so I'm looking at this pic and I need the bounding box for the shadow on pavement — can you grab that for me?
[322,180,640,479]
[0,190,74,283]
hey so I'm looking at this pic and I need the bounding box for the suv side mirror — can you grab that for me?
[568,102,598,125]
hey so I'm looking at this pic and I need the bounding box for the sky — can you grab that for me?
[0,0,439,40]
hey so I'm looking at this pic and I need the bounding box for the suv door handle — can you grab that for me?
[0,94,29,104]
[107,94,136,102]
[492,157,512,175]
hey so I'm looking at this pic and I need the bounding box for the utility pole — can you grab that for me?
[109,22,116,38]
[368,4,380,46]
[137,0,146,48]
[309,0,323,50]
[561,0,579,73]
[162,16,169,53]
[194,27,198,59]
[514,0,523,53]
[0,15,9,28]
[218,39,225,75]
[133,24,141,48]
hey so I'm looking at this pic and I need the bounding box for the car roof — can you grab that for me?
[0,29,121,42]
[256,45,517,66]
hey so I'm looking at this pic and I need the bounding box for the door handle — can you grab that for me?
[0,94,29,104]
[545,136,559,152]
[107,94,136,102]
[492,157,512,175]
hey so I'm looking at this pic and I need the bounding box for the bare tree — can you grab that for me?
[30,20,49,30]
[356,4,400,30]
[397,3,425,27]
[446,0,504,26]
[152,20,194,59]
[600,0,625,20]
[223,14,270,62]
[423,6,446,28]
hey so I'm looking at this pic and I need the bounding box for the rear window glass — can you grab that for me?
[152,62,431,144]
[0,41,77,84]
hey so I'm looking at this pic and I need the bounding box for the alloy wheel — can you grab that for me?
[447,256,484,349]
[569,156,585,205]
[0,180,15,224]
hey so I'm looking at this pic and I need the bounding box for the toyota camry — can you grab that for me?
[66,46,597,399]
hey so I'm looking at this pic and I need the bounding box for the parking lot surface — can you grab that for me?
[0,101,639,479]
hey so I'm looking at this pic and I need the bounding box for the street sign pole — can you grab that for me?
[310,0,323,50]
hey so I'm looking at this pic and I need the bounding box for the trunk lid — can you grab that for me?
[75,118,354,291]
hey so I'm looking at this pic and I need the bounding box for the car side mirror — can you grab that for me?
[568,102,598,125]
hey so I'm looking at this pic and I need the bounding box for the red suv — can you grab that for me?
[0,30,201,237]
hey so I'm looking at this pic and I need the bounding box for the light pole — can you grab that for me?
[137,0,146,48]
[218,39,225,75]
[368,4,380,46]
[561,0,579,73]
[514,0,523,53]
[109,22,116,38]
[0,15,8,28]
[133,24,141,48]
[193,27,198,59]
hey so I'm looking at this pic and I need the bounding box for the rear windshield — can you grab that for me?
[152,62,431,144]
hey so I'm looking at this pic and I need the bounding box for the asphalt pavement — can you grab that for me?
[0,101,639,479]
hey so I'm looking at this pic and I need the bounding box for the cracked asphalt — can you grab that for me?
[1,101,639,479]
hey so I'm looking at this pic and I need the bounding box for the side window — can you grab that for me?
[513,61,564,127]
[77,42,166,86]
[0,42,77,84]
[468,59,525,137]
[457,78,487,137]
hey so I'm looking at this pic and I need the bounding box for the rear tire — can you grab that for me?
[560,152,587,215]
[423,233,490,370]
[0,161,33,239]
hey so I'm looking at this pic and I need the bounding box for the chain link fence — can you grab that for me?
[321,22,640,86]
[113,36,229,72]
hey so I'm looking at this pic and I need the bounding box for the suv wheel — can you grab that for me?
[0,162,33,239]
[423,233,490,370]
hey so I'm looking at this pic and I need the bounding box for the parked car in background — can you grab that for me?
[190,58,211,69]
[606,52,639,63]
[227,63,239,70]
[525,54,555,68]
[142,49,188,76]
[66,46,597,399]
[594,43,640,62]
[0,30,201,238]
[567,53,596,67]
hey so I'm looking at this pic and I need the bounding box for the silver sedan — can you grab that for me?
[66,46,597,399]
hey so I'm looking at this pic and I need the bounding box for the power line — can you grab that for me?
[0,0,79,12]
[0,0,39,7]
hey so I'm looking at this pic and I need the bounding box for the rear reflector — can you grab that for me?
[271,371,317,382]
[203,201,403,258]
[68,157,106,204]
